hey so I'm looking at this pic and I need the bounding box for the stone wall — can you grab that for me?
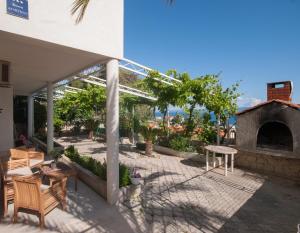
[235,150,300,181]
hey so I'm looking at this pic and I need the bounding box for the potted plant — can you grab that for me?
[129,168,142,199]
[49,148,63,168]
[139,121,160,157]
[130,168,142,185]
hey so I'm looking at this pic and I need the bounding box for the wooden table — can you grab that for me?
[204,145,238,176]
[41,162,78,191]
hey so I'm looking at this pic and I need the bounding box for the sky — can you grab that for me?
[124,0,300,107]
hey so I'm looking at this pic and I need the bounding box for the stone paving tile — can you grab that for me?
[56,136,300,233]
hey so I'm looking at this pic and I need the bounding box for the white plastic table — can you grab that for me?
[204,145,238,176]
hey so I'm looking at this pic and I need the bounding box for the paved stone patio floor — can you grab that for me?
[1,136,299,233]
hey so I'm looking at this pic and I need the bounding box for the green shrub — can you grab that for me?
[198,125,217,144]
[64,145,80,163]
[95,160,107,180]
[54,118,64,135]
[197,113,217,144]
[49,148,63,161]
[136,142,146,151]
[64,145,131,187]
[119,163,131,187]
[169,134,195,152]
[156,136,170,147]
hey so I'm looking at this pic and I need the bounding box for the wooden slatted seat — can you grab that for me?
[0,158,31,216]
[12,174,67,229]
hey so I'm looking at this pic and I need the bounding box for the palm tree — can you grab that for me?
[139,121,160,157]
[72,0,175,24]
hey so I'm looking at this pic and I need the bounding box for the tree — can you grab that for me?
[120,94,154,140]
[143,70,180,133]
[143,71,223,137]
[71,0,175,24]
[206,81,240,145]
[54,85,106,137]
[139,121,161,157]
[180,74,219,136]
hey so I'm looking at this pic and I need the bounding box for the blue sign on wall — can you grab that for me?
[7,0,29,19]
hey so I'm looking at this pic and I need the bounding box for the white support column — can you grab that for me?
[47,82,54,154]
[206,150,209,171]
[131,106,135,145]
[106,59,119,205]
[27,95,34,138]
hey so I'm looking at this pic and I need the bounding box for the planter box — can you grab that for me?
[31,137,64,153]
[61,155,141,203]
[154,145,205,162]
[61,155,107,198]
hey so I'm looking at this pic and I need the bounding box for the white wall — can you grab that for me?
[0,0,123,59]
[0,87,14,152]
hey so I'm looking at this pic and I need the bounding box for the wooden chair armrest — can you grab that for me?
[21,173,41,181]
[8,158,30,169]
[16,146,35,151]
[42,177,67,201]
[49,177,59,186]
[28,151,45,161]
[41,177,67,212]
[11,158,29,163]
[3,178,13,185]
[49,176,67,187]
[11,153,29,160]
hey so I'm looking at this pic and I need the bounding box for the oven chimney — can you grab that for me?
[267,81,293,102]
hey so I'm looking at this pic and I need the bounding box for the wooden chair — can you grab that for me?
[9,148,29,160]
[13,174,67,229]
[10,148,44,168]
[0,159,31,216]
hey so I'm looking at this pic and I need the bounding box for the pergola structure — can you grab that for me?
[27,58,180,204]
[33,58,181,101]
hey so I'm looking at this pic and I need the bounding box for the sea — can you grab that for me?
[155,108,248,125]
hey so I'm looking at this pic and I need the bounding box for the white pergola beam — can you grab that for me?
[119,65,174,86]
[121,58,181,83]
[64,89,77,94]
[87,75,156,97]
[81,78,157,101]
[65,86,84,92]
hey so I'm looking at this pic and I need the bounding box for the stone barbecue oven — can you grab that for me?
[236,99,300,157]
[235,81,300,180]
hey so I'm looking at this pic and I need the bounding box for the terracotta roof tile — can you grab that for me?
[236,99,300,115]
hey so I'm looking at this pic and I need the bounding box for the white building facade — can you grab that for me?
[0,0,123,204]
